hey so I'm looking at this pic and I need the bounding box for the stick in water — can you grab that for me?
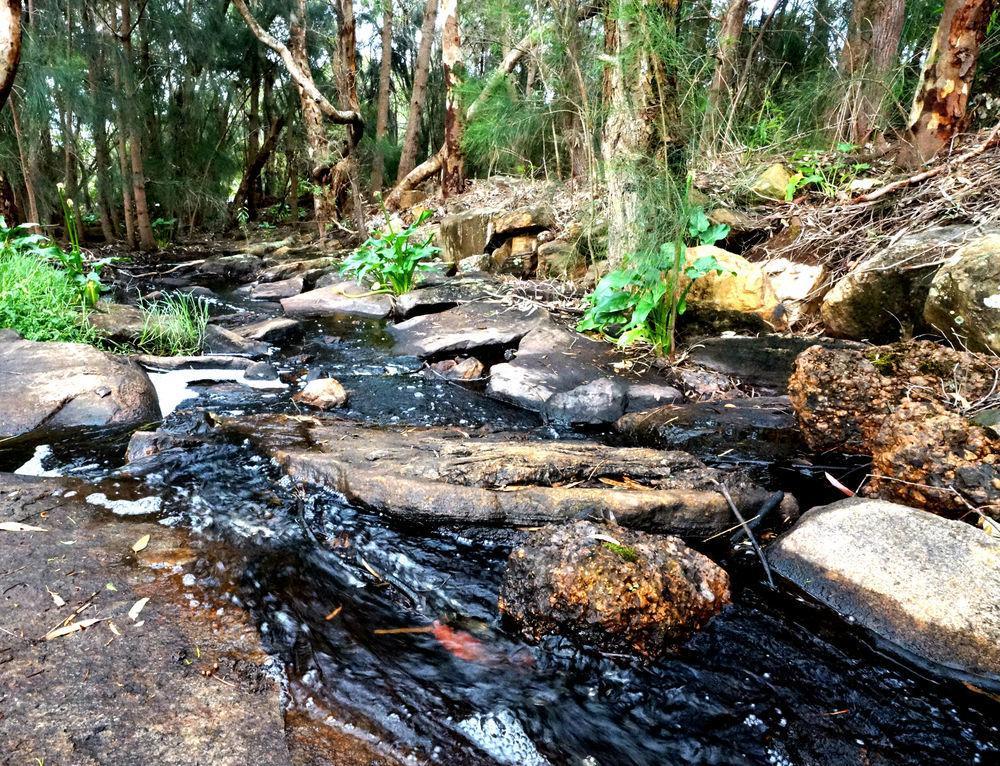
[713,480,776,590]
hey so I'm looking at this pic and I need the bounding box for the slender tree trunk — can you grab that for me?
[555,0,590,180]
[86,43,117,241]
[833,0,906,144]
[247,55,261,216]
[332,0,367,234]
[231,116,286,216]
[703,0,749,146]
[0,0,22,113]
[9,94,38,229]
[441,0,464,197]
[904,0,997,162]
[396,0,438,181]
[112,60,137,248]
[371,0,393,191]
[120,0,156,251]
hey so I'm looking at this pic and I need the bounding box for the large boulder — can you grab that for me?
[486,204,556,247]
[234,317,303,345]
[439,209,493,264]
[250,276,304,300]
[768,498,1000,685]
[195,253,262,284]
[86,303,149,345]
[0,334,160,446]
[683,246,779,320]
[820,226,972,341]
[762,258,828,325]
[280,280,395,320]
[923,233,1000,354]
[499,521,730,657]
[388,301,548,358]
[393,277,492,319]
[214,413,788,539]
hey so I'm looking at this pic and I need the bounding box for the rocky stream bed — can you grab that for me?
[0,245,998,766]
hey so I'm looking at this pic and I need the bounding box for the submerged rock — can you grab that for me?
[214,414,787,538]
[234,316,303,345]
[250,275,304,300]
[428,357,485,380]
[499,521,730,657]
[202,324,269,357]
[388,301,548,358]
[0,334,160,446]
[768,498,1000,686]
[281,281,395,320]
[293,378,348,410]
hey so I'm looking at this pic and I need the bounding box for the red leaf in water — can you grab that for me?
[432,620,490,662]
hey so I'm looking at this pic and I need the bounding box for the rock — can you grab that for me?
[762,259,828,325]
[234,317,303,345]
[293,378,348,409]
[491,235,538,277]
[439,209,492,264]
[751,163,793,200]
[214,414,786,538]
[768,498,1000,685]
[683,246,779,320]
[196,253,262,284]
[388,302,548,358]
[0,336,160,446]
[487,324,682,423]
[256,256,339,284]
[625,383,686,411]
[397,189,428,208]
[125,430,170,462]
[499,521,730,657]
[245,361,279,381]
[202,324,269,357]
[788,341,999,514]
[250,276,304,300]
[536,241,586,280]
[394,278,492,319]
[923,232,1000,353]
[86,303,150,345]
[820,227,974,341]
[242,236,296,256]
[132,354,255,371]
[686,335,859,393]
[456,253,491,274]
[280,281,395,320]
[0,474,296,764]
[487,204,556,246]
[428,357,485,380]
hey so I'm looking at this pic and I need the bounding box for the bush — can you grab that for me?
[340,207,439,295]
[136,293,209,355]
[0,251,95,343]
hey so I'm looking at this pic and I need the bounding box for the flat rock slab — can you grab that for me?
[768,498,1000,686]
[394,278,493,319]
[0,334,160,447]
[132,353,256,371]
[487,324,683,424]
[235,316,303,344]
[281,281,395,320]
[388,301,548,358]
[214,414,787,539]
[251,276,304,300]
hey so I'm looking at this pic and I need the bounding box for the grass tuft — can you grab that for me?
[136,293,210,356]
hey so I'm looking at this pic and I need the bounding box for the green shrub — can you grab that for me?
[340,207,439,295]
[136,293,209,355]
[0,251,94,343]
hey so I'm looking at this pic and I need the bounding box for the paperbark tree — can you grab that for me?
[396,0,438,182]
[371,0,393,191]
[0,0,21,112]
[905,0,998,162]
[440,0,463,197]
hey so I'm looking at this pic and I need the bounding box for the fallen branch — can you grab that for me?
[713,480,776,589]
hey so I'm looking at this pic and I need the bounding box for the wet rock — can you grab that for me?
[123,429,198,462]
[751,163,793,200]
[132,354,255,371]
[293,378,348,409]
[250,276,304,300]
[820,227,972,341]
[245,361,280,381]
[428,357,485,380]
[256,256,338,284]
[440,209,492,264]
[0,474,294,764]
[768,498,1000,685]
[203,324,270,357]
[683,246,779,320]
[499,520,730,657]
[388,302,548,358]
[687,335,859,393]
[196,253,262,284]
[394,278,492,319]
[234,316,303,345]
[487,324,682,424]
[923,232,1000,354]
[788,341,999,514]
[281,281,395,320]
[214,414,786,538]
[616,396,800,462]
[0,335,160,446]
[624,383,685,411]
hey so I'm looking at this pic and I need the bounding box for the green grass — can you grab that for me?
[0,251,95,343]
[136,293,210,356]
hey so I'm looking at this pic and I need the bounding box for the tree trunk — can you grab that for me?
[904,0,997,162]
[602,0,680,268]
[371,0,393,191]
[441,0,464,197]
[331,0,367,235]
[247,55,261,215]
[555,0,591,180]
[9,94,38,229]
[86,43,117,241]
[231,115,286,218]
[120,0,157,251]
[834,0,906,144]
[703,0,748,146]
[396,0,438,182]
[0,0,22,113]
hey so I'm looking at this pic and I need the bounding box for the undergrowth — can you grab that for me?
[135,293,210,355]
[0,251,95,343]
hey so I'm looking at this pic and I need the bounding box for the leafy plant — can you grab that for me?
[784,146,872,201]
[686,207,730,247]
[340,203,440,295]
[0,251,95,343]
[151,217,176,247]
[235,206,251,239]
[136,292,210,355]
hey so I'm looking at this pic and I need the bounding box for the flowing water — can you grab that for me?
[3,294,997,766]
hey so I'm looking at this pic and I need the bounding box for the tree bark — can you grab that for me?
[231,115,286,218]
[703,0,748,146]
[440,0,464,197]
[555,0,591,180]
[9,94,38,229]
[396,0,438,182]
[0,0,22,113]
[904,0,998,162]
[833,0,906,144]
[371,0,393,191]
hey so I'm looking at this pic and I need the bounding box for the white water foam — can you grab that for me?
[14,445,63,477]
[457,709,550,766]
[146,367,286,417]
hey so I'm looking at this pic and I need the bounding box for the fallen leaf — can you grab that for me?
[47,587,66,607]
[45,618,103,641]
[108,621,121,636]
[825,472,856,497]
[432,620,490,663]
[128,597,149,621]
[132,534,150,553]
[105,582,118,592]
[0,521,47,532]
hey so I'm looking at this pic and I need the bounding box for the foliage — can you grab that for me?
[340,206,440,295]
[686,207,730,247]
[151,217,176,247]
[0,251,94,343]
[235,206,251,239]
[136,293,210,356]
[784,146,872,201]
[56,186,108,307]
